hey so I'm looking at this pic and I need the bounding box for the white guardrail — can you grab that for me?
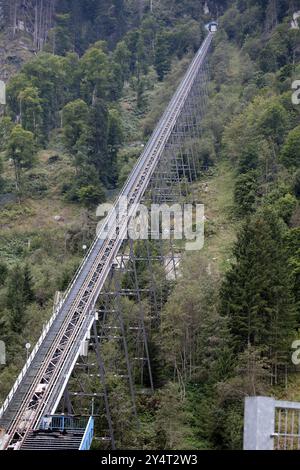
[0,32,213,423]
[0,297,64,419]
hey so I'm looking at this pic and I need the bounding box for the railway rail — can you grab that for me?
[0,32,213,450]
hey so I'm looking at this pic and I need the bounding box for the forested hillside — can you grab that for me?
[0,0,300,450]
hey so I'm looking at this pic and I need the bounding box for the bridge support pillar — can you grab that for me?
[243,396,275,450]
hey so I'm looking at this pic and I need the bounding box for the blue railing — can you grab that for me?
[40,415,89,432]
[40,415,94,450]
[79,417,94,450]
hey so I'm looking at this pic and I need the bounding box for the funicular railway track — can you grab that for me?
[0,32,213,450]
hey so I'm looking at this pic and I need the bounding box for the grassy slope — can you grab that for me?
[180,159,237,280]
[198,160,237,273]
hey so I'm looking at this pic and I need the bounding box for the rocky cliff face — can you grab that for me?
[0,1,52,82]
[0,35,35,82]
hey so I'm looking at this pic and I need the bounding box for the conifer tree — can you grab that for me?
[154,32,171,81]
[6,265,34,334]
[221,208,297,362]
[6,125,35,194]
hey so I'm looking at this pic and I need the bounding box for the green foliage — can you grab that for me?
[51,13,73,55]
[0,262,8,286]
[0,157,4,193]
[197,136,216,169]
[6,125,36,194]
[55,0,127,53]
[169,19,203,59]
[62,99,89,155]
[85,99,110,185]
[6,264,34,334]
[18,86,43,135]
[285,227,300,304]
[234,171,258,217]
[110,40,131,99]
[159,254,224,383]
[76,184,105,207]
[258,24,300,73]
[80,42,110,103]
[281,125,300,169]
[0,117,14,152]
[62,163,104,204]
[154,32,171,81]
[221,209,296,358]
[238,142,259,174]
[17,54,66,135]
[258,101,288,145]
[112,40,131,83]
[107,108,123,175]
[153,383,193,449]
[274,193,298,224]
[61,99,123,193]
[293,169,300,199]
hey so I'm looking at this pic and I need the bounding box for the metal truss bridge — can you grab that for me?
[0,32,213,450]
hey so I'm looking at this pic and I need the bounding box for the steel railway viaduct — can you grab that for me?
[0,31,214,450]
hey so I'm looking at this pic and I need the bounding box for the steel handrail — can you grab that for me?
[0,33,213,447]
